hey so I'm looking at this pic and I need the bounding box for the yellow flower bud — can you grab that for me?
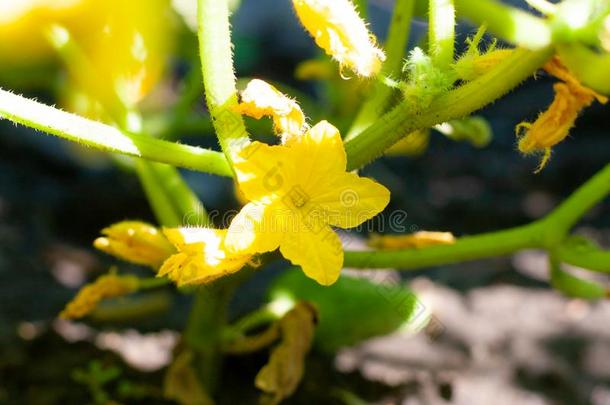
[368,231,456,250]
[236,79,307,140]
[94,221,175,268]
[291,0,385,77]
[60,273,139,319]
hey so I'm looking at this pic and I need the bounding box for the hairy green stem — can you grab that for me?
[345,163,610,271]
[542,164,610,244]
[429,0,456,70]
[344,222,545,269]
[0,88,232,176]
[346,0,415,140]
[454,0,552,49]
[0,46,552,176]
[198,0,249,168]
[344,47,553,170]
[187,0,250,394]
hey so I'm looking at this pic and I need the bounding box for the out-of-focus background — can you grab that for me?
[1,0,609,404]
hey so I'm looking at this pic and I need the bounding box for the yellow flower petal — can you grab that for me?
[311,172,390,229]
[159,228,251,286]
[233,142,294,202]
[236,79,306,139]
[225,201,286,254]
[279,221,343,286]
[94,221,175,268]
[284,120,347,196]
[291,0,385,77]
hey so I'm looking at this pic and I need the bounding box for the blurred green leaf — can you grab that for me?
[269,270,425,353]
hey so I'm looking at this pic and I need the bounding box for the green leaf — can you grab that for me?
[269,270,426,353]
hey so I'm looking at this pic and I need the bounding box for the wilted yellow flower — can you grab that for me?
[236,79,306,140]
[255,302,316,404]
[292,0,386,77]
[94,221,175,268]
[158,228,253,286]
[368,231,456,250]
[517,58,607,172]
[60,273,139,319]
[225,121,390,286]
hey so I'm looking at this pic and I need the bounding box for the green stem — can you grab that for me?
[0,88,232,177]
[198,0,249,168]
[138,277,172,289]
[344,47,553,170]
[137,160,184,226]
[229,306,279,334]
[150,163,210,226]
[184,282,235,392]
[353,0,368,19]
[186,0,250,393]
[346,0,415,140]
[0,46,552,176]
[542,164,610,244]
[555,243,610,274]
[345,163,610,271]
[429,0,456,70]
[344,221,545,269]
[454,0,552,49]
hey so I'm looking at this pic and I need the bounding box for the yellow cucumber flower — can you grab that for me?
[291,0,386,77]
[516,58,607,172]
[60,273,139,319]
[0,0,89,65]
[0,0,174,108]
[368,231,455,250]
[80,0,174,107]
[94,221,176,268]
[225,121,390,286]
[158,228,253,286]
[236,79,307,140]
